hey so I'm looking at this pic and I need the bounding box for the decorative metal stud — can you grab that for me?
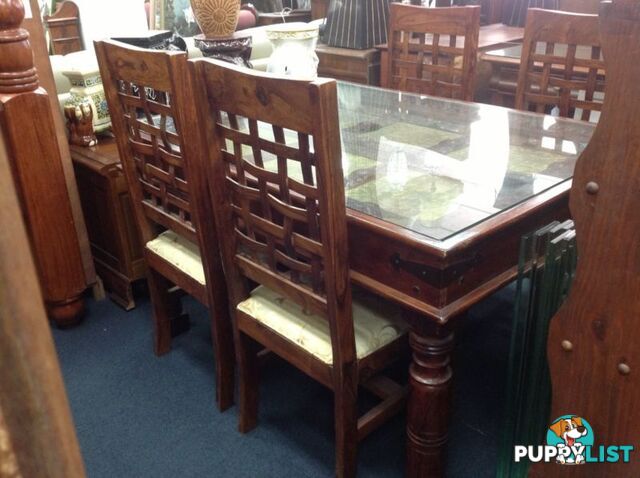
[618,363,631,375]
[586,182,599,194]
[561,340,573,351]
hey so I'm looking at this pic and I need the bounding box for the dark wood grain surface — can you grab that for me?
[1,0,88,326]
[0,41,85,478]
[532,1,640,476]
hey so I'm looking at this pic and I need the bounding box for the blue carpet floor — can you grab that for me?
[51,284,515,477]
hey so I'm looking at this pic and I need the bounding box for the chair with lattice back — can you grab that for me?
[515,8,605,122]
[94,40,234,411]
[186,59,409,478]
[385,3,481,101]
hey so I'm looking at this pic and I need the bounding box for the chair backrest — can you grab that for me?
[44,1,83,55]
[187,59,355,365]
[515,8,604,122]
[95,40,206,247]
[386,4,480,101]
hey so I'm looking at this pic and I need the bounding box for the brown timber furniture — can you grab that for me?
[91,68,596,476]
[311,0,328,19]
[515,9,604,122]
[379,22,525,93]
[0,77,85,478]
[316,44,381,86]
[480,41,606,110]
[384,4,481,100]
[94,40,234,410]
[559,0,600,14]
[188,59,409,478]
[531,1,640,476]
[23,0,96,288]
[44,0,83,55]
[0,0,89,326]
[70,139,146,310]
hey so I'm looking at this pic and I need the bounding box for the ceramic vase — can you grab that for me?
[191,0,241,38]
[62,64,111,133]
[266,23,319,80]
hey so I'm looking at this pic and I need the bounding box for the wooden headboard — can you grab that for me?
[44,0,83,55]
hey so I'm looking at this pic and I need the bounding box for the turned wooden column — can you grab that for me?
[0,0,86,326]
[405,313,456,478]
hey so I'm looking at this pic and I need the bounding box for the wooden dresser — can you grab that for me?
[71,139,146,310]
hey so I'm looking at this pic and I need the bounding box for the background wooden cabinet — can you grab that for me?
[71,140,146,310]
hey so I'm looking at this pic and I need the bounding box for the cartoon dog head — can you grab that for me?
[549,416,588,447]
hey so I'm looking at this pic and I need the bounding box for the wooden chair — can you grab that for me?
[94,40,234,411]
[515,9,604,122]
[385,4,481,101]
[44,0,83,55]
[187,59,409,478]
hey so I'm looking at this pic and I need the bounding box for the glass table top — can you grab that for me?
[222,81,595,242]
[335,82,594,241]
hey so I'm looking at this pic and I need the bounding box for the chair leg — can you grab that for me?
[147,269,174,356]
[334,373,359,478]
[237,330,260,433]
[210,293,235,412]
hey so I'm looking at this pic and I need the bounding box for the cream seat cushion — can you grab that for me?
[145,230,205,285]
[237,286,408,364]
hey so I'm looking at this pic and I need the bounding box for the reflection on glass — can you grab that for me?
[338,81,595,241]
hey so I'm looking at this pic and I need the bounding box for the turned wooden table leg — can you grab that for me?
[406,319,456,478]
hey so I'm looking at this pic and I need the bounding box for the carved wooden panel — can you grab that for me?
[531,1,640,476]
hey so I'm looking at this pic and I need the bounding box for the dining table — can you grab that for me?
[329,81,595,477]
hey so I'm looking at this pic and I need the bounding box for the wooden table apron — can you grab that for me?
[346,178,571,477]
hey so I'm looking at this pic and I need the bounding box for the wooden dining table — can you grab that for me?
[329,81,594,477]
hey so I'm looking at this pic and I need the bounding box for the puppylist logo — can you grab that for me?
[514,415,634,465]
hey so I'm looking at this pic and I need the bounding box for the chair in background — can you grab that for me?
[94,41,234,411]
[44,1,83,55]
[188,59,408,478]
[384,4,481,101]
[514,8,604,122]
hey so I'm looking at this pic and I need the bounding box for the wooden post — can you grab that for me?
[531,1,640,476]
[0,91,85,477]
[0,0,86,326]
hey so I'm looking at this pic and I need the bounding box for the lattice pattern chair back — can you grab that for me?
[515,9,604,122]
[190,59,352,340]
[95,41,197,245]
[386,4,480,101]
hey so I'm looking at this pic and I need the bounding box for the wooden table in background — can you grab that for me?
[71,139,146,310]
